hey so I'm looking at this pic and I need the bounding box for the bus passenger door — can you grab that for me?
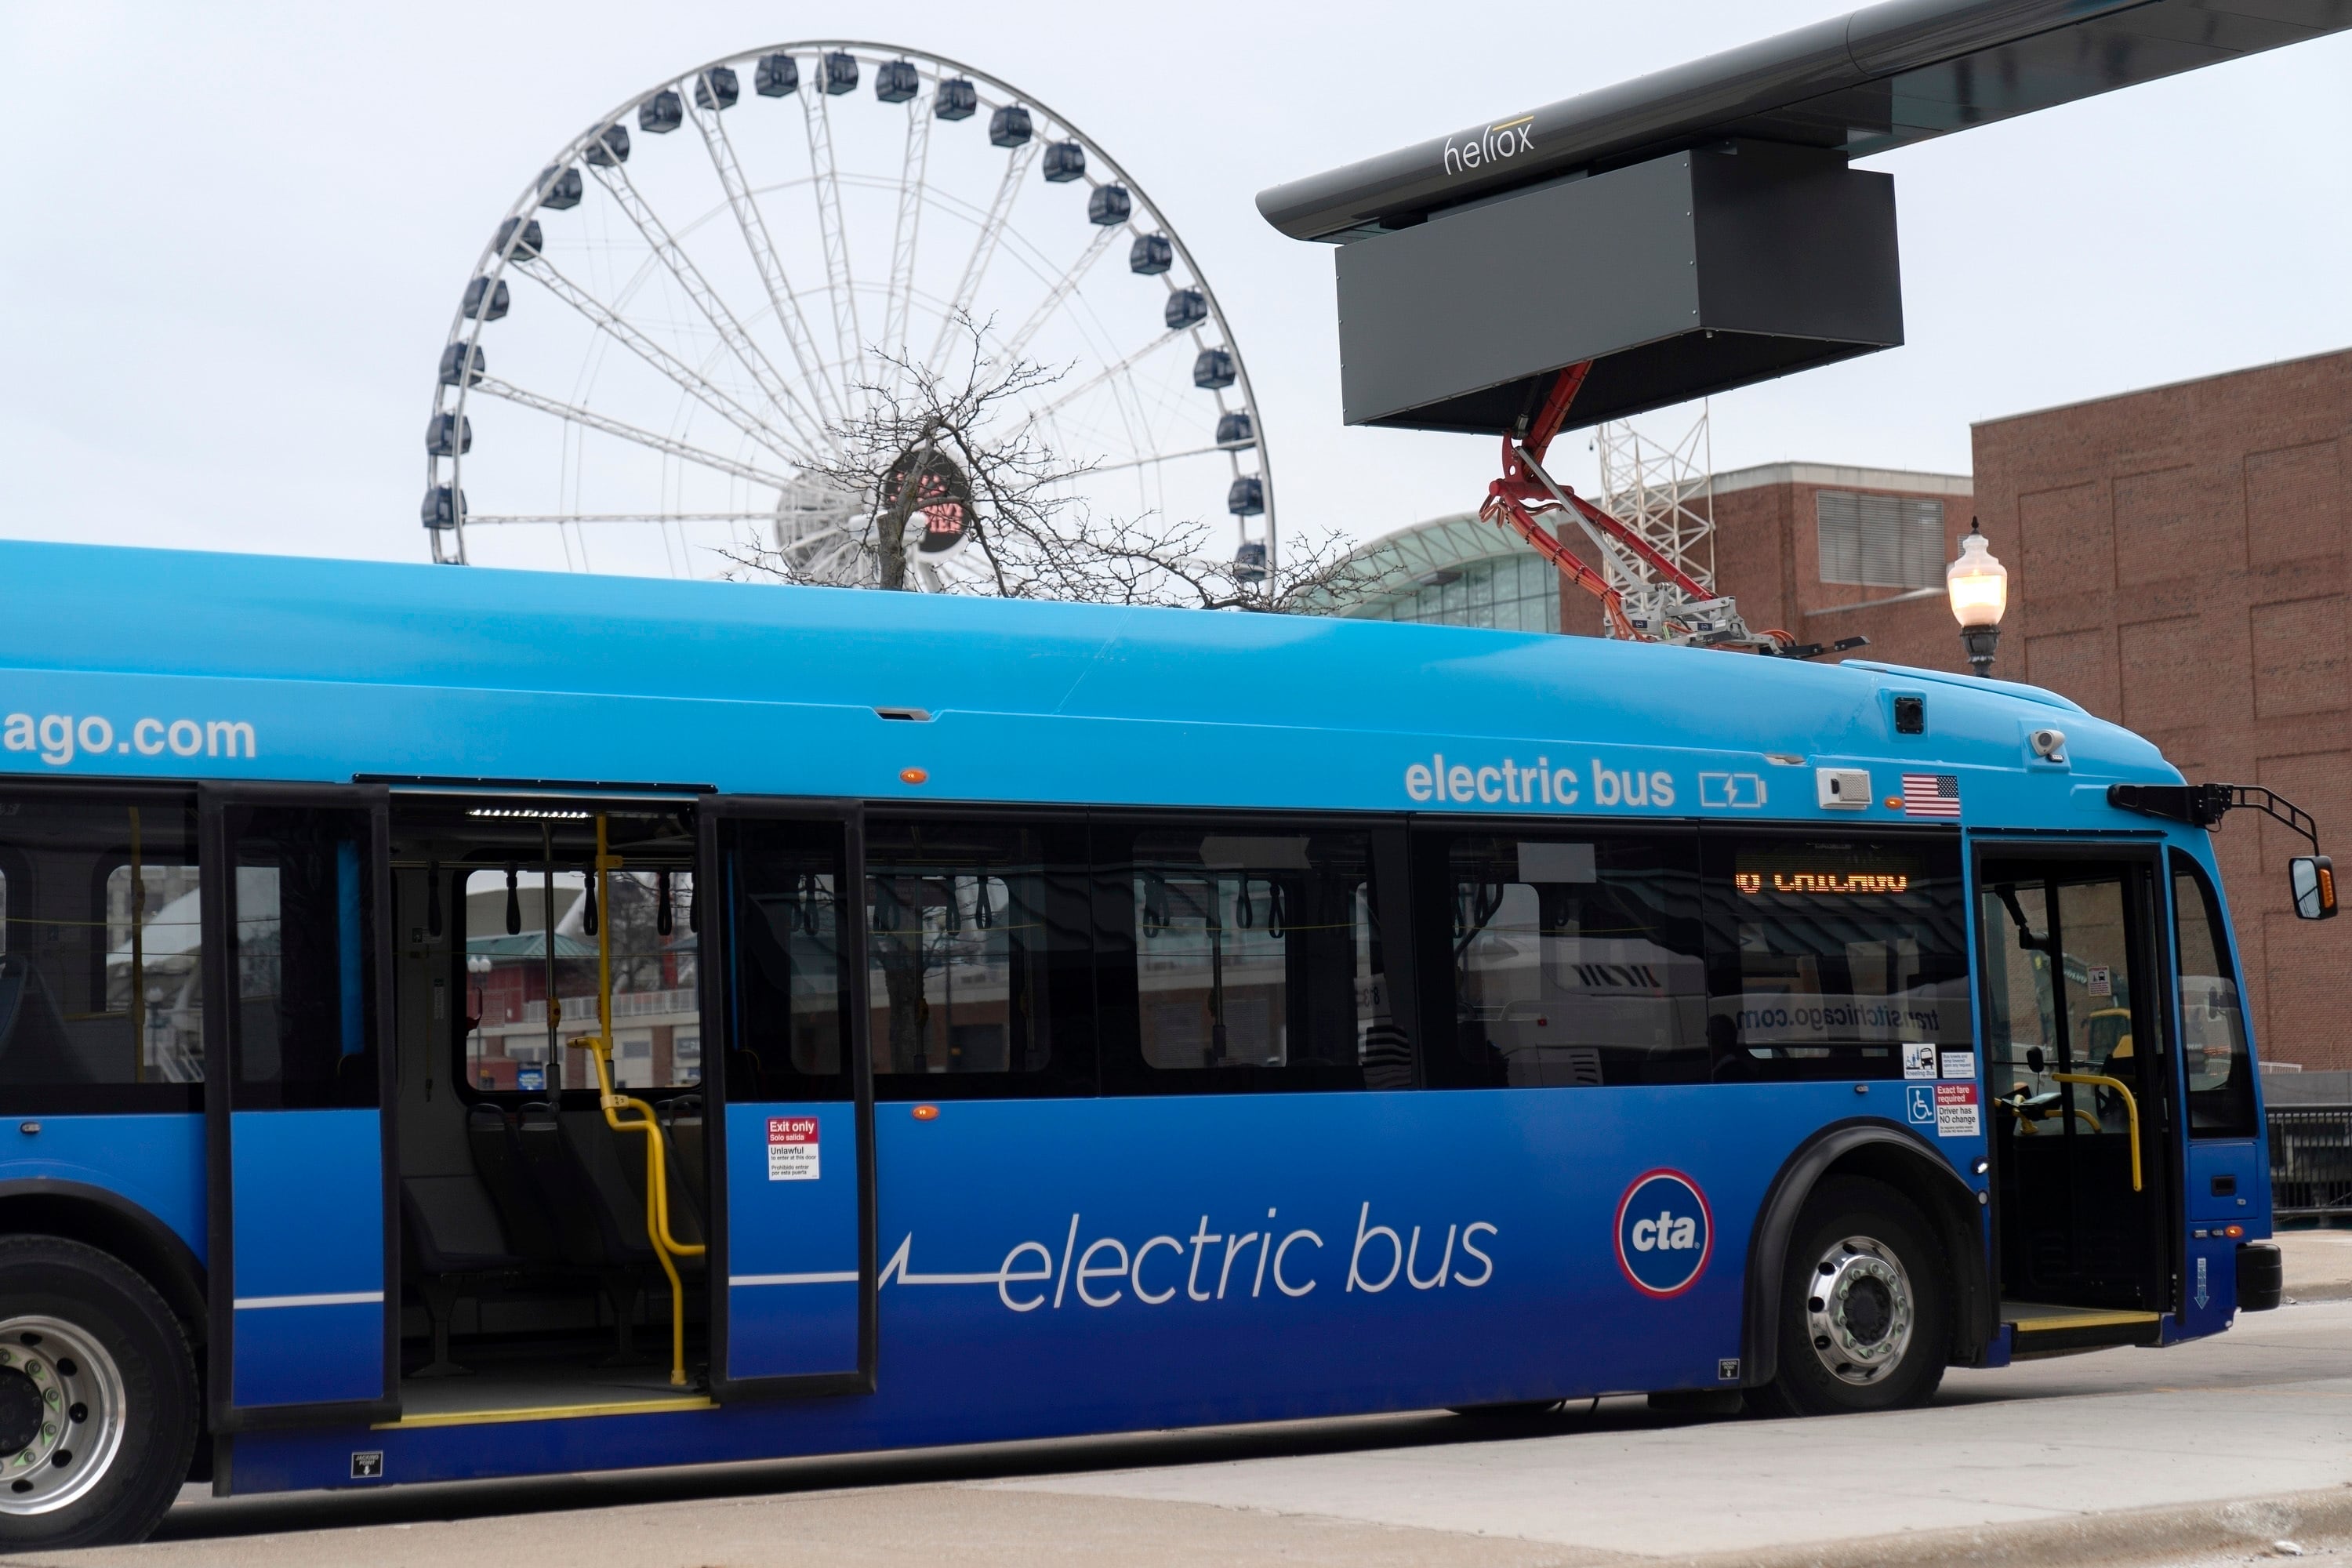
[1976,850,2175,1341]
[2169,849,2267,1336]
[200,785,397,1429]
[699,800,876,1397]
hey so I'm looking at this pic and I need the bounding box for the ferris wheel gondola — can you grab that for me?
[423,42,1274,590]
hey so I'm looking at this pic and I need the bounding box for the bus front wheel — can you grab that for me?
[0,1236,197,1549]
[1752,1177,1948,1418]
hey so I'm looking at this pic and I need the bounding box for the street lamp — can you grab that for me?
[1947,517,2008,677]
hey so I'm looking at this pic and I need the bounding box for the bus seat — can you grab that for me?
[669,1121,707,1237]
[0,955,106,1084]
[403,1174,520,1272]
[333,1047,377,1103]
[515,1105,646,1266]
[725,1048,764,1099]
[662,1100,709,1219]
[614,1105,706,1254]
[400,1174,524,1377]
[0,957,24,1044]
[557,1111,672,1267]
[236,996,283,1081]
[466,1105,564,1265]
[514,1104,655,1359]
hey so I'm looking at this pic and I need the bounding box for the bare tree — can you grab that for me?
[725,315,1381,613]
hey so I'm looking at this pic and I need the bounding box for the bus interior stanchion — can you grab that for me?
[583,811,704,1388]
[541,826,558,1080]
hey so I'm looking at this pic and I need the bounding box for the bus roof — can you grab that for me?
[0,540,2174,821]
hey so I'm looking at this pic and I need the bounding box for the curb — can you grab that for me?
[1659,1486,2352,1568]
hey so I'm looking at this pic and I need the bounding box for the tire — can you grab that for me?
[1751,1177,1948,1418]
[0,1236,198,1550]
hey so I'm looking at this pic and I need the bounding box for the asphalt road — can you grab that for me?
[24,1285,2349,1567]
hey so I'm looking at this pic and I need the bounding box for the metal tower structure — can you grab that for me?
[1592,403,1718,641]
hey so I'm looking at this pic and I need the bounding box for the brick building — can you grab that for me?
[1972,347,2352,1073]
[1571,463,1978,662]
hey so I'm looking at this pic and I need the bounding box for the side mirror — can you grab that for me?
[2026,1046,2047,1076]
[2291,855,2338,920]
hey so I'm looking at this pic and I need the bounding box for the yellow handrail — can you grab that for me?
[2053,1073,2142,1192]
[585,814,704,1389]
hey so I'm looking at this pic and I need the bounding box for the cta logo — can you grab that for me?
[1615,1170,1713,1299]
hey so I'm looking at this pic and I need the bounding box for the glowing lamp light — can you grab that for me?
[1947,519,2009,678]
[1947,526,2008,629]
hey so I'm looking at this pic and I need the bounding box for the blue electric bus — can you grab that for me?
[0,539,2321,1547]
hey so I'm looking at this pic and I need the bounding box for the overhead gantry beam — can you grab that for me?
[1258,0,2352,243]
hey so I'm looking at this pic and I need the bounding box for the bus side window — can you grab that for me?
[865,817,1095,1100]
[222,804,378,1110]
[459,864,699,1095]
[1096,822,1395,1093]
[1701,833,1972,1083]
[1423,829,1705,1088]
[0,790,205,1109]
[2171,850,2256,1138]
[724,818,855,1105]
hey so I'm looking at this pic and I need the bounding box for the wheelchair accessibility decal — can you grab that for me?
[1907,1083,1980,1138]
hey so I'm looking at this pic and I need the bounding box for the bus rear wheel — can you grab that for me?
[1753,1177,1947,1418]
[0,1236,196,1550]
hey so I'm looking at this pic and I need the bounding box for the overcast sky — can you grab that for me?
[4,1,2347,571]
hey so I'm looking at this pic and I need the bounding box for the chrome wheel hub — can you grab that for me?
[1804,1235,1915,1387]
[0,1316,127,1515]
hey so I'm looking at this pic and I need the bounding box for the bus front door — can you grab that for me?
[699,801,877,1397]
[1976,851,2176,1350]
[199,785,398,1430]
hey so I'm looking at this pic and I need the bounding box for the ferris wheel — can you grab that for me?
[422,42,1275,590]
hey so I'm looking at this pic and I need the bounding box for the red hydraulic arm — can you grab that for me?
[1479,363,1635,637]
[1480,361,1788,647]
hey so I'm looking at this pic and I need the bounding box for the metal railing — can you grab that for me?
[2270,1105,2352,1219]
[521,987,699,1026]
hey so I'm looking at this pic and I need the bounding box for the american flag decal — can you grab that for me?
[1901,773,1961,818]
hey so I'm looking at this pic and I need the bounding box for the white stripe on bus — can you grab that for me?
[728,1272,859,1287]
[233,1291,384,1310]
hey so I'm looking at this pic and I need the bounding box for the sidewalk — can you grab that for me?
[2279,1226,2352,1301]
[984,1299,2352,1562]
